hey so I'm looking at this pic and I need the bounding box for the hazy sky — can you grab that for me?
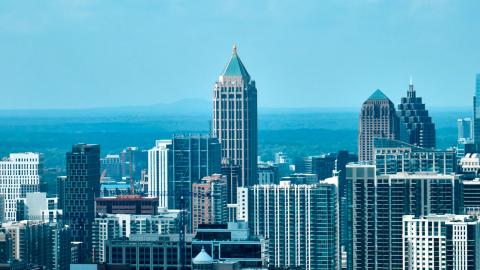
[0,0,479,109]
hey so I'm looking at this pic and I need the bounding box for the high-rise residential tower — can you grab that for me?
[474,74,480,143]
[191,174,228,232]
[213,45,258,187]
[397,79,436,148]
[0,153,41,221]
[346,164,462,270]
[249,180,339,270]
[358,89,400,161]
[62,143,100,260]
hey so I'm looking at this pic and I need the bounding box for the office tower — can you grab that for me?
[212,45,258,187]
[192,222,267,268]
[403,215,480,270]
[221,164,241,204]
[0,195,4,223]
[373,138,456,175]
[336,151,357,252]
[346,164,462,270]
[100,154,122,181]
[92,211,180,262]
[62,143,100,260]
[169,135,221,210]
[474,74,480,143]
[148,140,171,207]
[358,89,400,161]
[192,174,227,232]
[313,154,337,180]
[397,79,436,148]
[104,233,193,268]
[16,192,61,223]
[249,181,339,270]
[95,195,159,215]
[148,135,221,232]
[257,163,279,184]
[0,153,41,221]
[458,117,473,142]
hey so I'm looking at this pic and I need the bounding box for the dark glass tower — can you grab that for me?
[397,79,436,148]
[170,134,221,232]
[474,74,480,143]
[213,45,258,187]
[62,143,100,261]
[358,89,400,161]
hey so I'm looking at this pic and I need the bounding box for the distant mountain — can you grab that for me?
[0,98,212,118]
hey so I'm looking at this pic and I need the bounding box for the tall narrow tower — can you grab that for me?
[213,45,258,186]
[397,78,436,148]
[474,74,480,143]
[358,89,400,161]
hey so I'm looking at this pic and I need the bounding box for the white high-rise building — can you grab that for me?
[0,153,41,221]
[147,140,171,208]
[249,181,339,270]
[92,211,180,262]
[403,214,480,270]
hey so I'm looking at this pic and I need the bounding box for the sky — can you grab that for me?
[0,0,479,109]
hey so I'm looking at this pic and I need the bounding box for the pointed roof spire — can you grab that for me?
[221,44,251,81]
[408,76,415,98]
[232,43,237,55]
[368,89,389,100]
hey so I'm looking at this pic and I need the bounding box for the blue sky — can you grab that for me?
[0,0,479,109]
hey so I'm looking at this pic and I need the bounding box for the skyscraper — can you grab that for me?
[0,153,41,221]
[147,140,172,207]
[358,89,400,161]
[147,135,221,232]
[62,143,100,260]
[458,117,473,142]
[191,174,228,232]
[249,180,339,270]
[346,164,462,270]
[397,79,436,148]
[474,74,480,143]
[403,214,480,270]
[213,45,258,187]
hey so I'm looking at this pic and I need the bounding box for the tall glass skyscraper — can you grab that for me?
[213,45,258,187]
[397,79,436,148]
[474,74,480,143]
[62,143,100,261]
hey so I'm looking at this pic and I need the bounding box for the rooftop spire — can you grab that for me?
[221,44,250,81]
[408,76,416,98]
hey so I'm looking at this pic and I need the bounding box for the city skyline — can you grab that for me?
[0,1,479,109]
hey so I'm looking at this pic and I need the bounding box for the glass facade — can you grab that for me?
[474,74,480,143]
[373,138,455,175]
[347,164,462,270]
